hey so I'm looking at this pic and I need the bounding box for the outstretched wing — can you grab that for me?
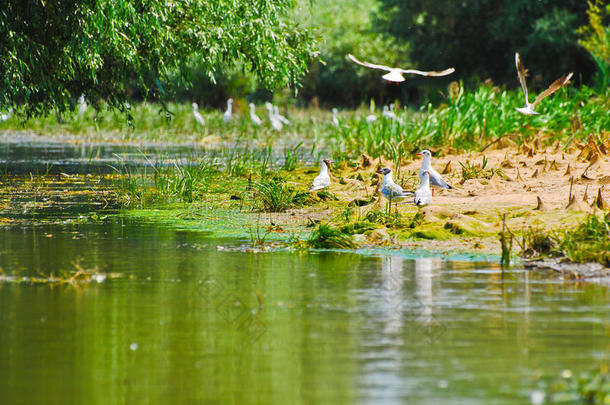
[348,54,392,72]
[399,67,455,77]
[515,52,530,105]
[531,72,573,108]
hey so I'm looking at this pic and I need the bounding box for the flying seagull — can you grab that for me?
[309,159,334,191]
[417,150,452,190]
[414,171,432,206]
[515,52,573,115]
[192,102,205,126]
[348,54,455,83]
[376,167,414,202]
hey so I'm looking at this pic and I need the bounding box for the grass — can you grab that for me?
[458,155,503,181]
[252,175,310,212]
[307,223,358,249]
[1,84,608,160]
[518,214,610,266]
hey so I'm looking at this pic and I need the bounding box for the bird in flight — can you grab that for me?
[348,54,455,83]
[515,52,573,115]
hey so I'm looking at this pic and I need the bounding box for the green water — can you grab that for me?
[0,137,608,404]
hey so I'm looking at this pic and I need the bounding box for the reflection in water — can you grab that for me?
[381,255,406,335]
[0,139,609,404]
[414,257,443,324]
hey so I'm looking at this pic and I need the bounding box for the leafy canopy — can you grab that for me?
[0,0,318,116]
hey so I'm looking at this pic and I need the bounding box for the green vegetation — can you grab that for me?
[539,366,610,404]
[0,0,317,116]
[520,214,610,266]
[376,0,594,89]
[307,224,358,249]
[252,175,310,212]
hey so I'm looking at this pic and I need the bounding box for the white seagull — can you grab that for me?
[309,159,334,191]
[376,167,414,202]
[249,103,262,126]
[274,106,290,125]
[77,94,87,117]
[515,52,573,115]
[414,171,432,206]
[348,54,455,83]
[417,150,452,190]
[223,98,233,123]
[366,114,378,123]
[332,108,339,126]
[0,108,12,122]
[192,102,205,126]
[265,102,282,131]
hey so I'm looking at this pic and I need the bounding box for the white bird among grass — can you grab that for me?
[274,106,290,125]
[77,94,87,117]
[515,52,573,115]
[309,159,334,191]
[192,102,205,126]
[417,150,452,190]
[249,103,261,126]
[348,54,455,83]
[414,170,432,206]
[376,167,413,202]
[223,98,233,123]
[265,102,282,131]
[332,108,339,126]
[0,108,12,122]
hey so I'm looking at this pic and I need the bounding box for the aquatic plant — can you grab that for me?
[538,366,610,404]
[252,175,309,212]
[556,213,610,266]
[307,223,357,249]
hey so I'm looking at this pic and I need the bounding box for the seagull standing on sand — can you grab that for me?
[376,167,413,202]
[417,150,452,190]
[249,103,262,126]
[332,108,339,126]
[348,54,455,83]
[309,159,334,191]
[414,171,432,206]
[192,102,205,126]
[223,98,233,123]
[515,52,573,115]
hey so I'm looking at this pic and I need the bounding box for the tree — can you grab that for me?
[375,0,597,89]
[0,0,317,116]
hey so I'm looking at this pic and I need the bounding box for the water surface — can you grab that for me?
[0,137,608,404]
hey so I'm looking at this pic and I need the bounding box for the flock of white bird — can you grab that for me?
[0,51,573,209]
[307,51,574,207]
[308,148,451,207]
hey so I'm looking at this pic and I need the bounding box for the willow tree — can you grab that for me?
[0,0,317,116]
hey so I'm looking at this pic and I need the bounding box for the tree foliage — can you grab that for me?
[0,0,317,116]
[375,0,597,89]
[578,0,610,89]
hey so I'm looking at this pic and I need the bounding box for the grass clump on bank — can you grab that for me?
[252,175,310,212]
[521,213,610,266]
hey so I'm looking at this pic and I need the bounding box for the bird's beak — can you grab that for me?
[375,169,383,174]
[416,153,422,156]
